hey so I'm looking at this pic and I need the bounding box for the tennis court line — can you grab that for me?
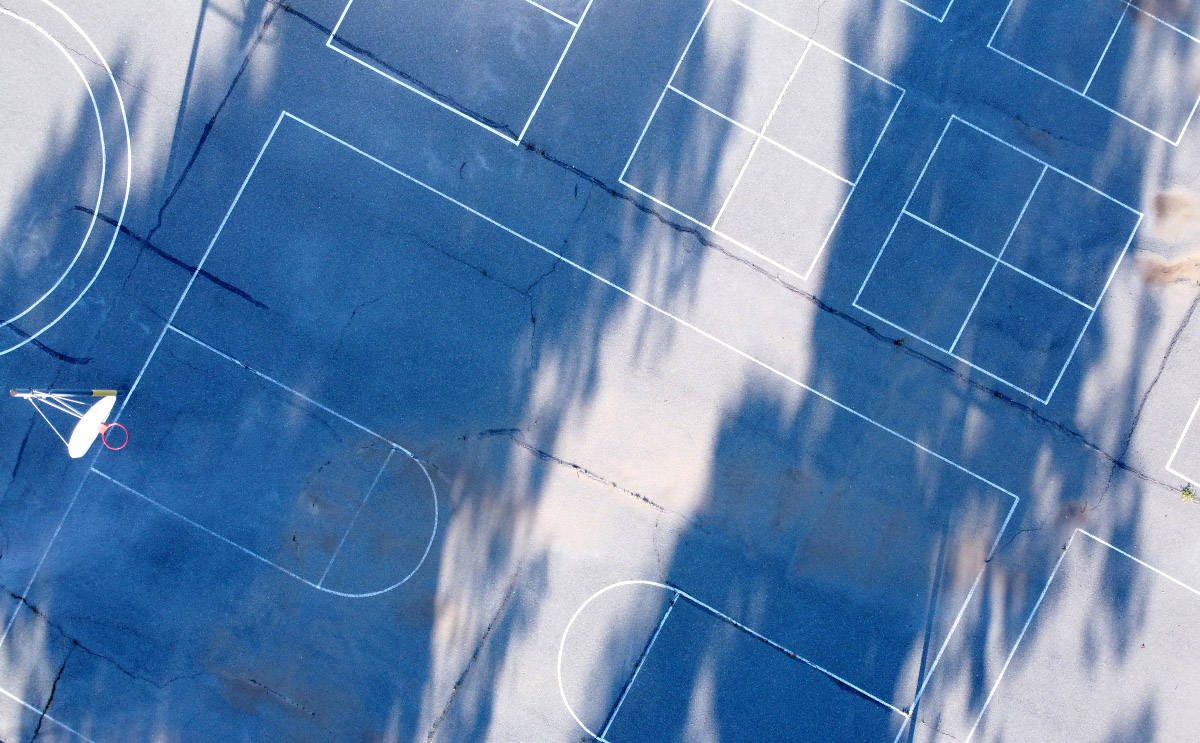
[852,115,1143,404]
[617,0,905,282]
[325,0,594,144]
[987,0,1200,146]
[964,528,1200,742]
[897,0,955,23]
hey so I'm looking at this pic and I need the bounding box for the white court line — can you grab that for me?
[853,117,956,310]
[0,686,95,742]
[903,211,1095,312]
[519,0,594,142]
[949,165,1049,353]
[326,0,586,144]
[558,581,911,742]
[598,590,680,740]
[118,111,289,419]
[320,447,396,587]
[852,115,1142,404]
[1041,210,1142,401]
[988,0,1200,146]
[0,0,131,356]
[621,0,904,281]
[518,0,578,27]
[91,456,436,598]
[1166,395,1200,485]
[664,85,855,186]
[964,529,1200,742]
[1081,7,1125,97]
[617,0,715,183]
[711,41,812,229]
[169,325,402,448]
[617,176,819,282]
[896,0,954,23]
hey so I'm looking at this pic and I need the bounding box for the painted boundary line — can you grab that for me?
[897,0,954,23]
[964,528,1200,742]
[325,0,594,144]
[0,0,131,356]
[558,581,909,743]
[1166,394,1200,485]
[616,0,906,282]
[987,0,1200,146]
[852,115,1143,404]
[597,590,679,740]
[0,686,95,742]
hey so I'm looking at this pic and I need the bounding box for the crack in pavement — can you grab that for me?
[75,205,269,310]
[8,420,34,485]
[245,678,334,734]
[30,654,67,742]
[142,3,282,248]
[2,587,203,692]
[2,323,92,364]
[426,570,520,741]
[272,2,518,139]
[471,428,717,538]
[1116,292,1200,472]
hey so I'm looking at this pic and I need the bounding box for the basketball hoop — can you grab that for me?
[9,388,127,458]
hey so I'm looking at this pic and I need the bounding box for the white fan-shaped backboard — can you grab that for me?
[67,394,115,458]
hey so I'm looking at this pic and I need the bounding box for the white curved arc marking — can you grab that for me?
[0,0,131,356]
[0,8,105,330]
[313,445,439,598]
[558,580,669,743]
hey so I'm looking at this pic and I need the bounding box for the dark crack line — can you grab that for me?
[30,655,67,741]
[274,2,518,139]
[143,3,282,246]
[2,324,91,365]
[76,206,269,310]
[472,429,717,537]
[1115,292,1200,480]
[276,0,1156,495]
[245,678,333,734]
[426,571,521,741]
[331,293,388,360]
[9,419,34,483]
[1089,289,1200,511]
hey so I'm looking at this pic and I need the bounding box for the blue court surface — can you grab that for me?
[2,0,1200,741]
